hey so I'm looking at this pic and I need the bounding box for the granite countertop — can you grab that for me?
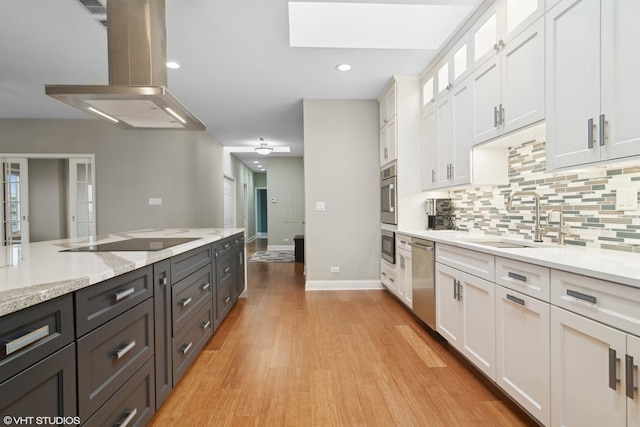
[396,229,640,289]
[0,228,245,317]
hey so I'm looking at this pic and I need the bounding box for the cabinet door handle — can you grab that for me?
[224,267,230,274]
[494,106,499,127]
[567,289,597,304]
[599,114,606,146]
[224,296,231,304]
[610,348,620,390]
[506,294,525,306]
[588,118,595,149]
[507,272,527,282]
[431,169,435,183]
[6,325,50,355]
[626,354,637,399]
[114,287,135,302]
[116,340,136,360]
[201,320,211,330]
[499,104,504,125]
[181,342,193,355]
[159,273,168,286]
[201,283,210,291]
[450,164,454,179]
[118,408,138,427]
[239,253,243,266]
[453,278,458,300]
[180,297,193,307]
[457,280,462,301]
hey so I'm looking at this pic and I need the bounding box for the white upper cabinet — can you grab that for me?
[471,12,545,146]
[421,104,437,190]
[546,0,640,170]
[422,74,436,110]
[379,82,396,129]
[435,37,471,102]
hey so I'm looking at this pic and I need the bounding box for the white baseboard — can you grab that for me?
[256,232,268,239]
[305,280,384,291]
[267,244,295,251]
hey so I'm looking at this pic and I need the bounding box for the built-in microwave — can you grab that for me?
[381,230,395,264]
[381,164,397,225]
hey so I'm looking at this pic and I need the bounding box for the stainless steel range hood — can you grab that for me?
[45,0,205,131]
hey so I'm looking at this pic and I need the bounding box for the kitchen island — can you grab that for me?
[0,228,245,426]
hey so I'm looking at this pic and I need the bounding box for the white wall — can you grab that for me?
[303,99,381,290]
[0,119,225,234]
[266,157,305,249]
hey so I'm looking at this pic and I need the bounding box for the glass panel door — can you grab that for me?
[69,158,95,238]
[2,158,29,245]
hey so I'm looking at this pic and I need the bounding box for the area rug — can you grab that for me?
[248,250,295,263]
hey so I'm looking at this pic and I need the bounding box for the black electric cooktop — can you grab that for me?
[62,237,200,252]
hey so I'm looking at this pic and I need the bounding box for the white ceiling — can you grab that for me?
[0,0,481,172]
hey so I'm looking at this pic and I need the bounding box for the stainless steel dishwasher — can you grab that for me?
[410,238,436,330]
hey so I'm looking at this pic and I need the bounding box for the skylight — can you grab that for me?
[288,2,478,50]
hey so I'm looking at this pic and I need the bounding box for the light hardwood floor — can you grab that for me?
[149,240,537,426]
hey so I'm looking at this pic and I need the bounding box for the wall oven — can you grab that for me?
[381,230,395,264]
[381,164,397,225]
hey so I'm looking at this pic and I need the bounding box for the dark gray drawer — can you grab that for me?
[0,294,74,383]
[171,244,212,284]
[77,299,154,420]
[231,234,244,247]
[172,304,213,386]
[153,260,172,410]
[217,238,233,258]
[0,343,77,421]
[75,266,153,337]
[216,276,234,322]
[171,265,212,336]
[217,254,233,283]
[83,358,155,427]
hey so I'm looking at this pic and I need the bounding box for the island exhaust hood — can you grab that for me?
[45,0,205,131]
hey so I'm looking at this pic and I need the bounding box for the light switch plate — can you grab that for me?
[149,197,162,206]
[316,202,326,211]
[616,187,638,211]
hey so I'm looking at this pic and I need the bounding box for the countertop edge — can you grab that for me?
[396,229,640,289]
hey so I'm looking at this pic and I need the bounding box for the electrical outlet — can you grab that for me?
[616,187,638,211]
[149,197,162,206]
[330,266,340,273]
[284,238,289,243]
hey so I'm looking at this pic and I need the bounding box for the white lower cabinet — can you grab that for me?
[436,261,496,380]
[628,335,640,427]
[495,285,550,426]
[397,248,412,309]
[551,305,628,427]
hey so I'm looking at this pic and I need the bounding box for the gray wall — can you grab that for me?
[0,119,225,234]
[266,157,305,248]
[229,154,257,239]
[28,158,68,241]
[303,99,380,287]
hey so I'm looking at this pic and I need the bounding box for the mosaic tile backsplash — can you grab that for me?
[450,140,640,253]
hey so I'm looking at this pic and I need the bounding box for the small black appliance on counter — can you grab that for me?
[425,198,453,230]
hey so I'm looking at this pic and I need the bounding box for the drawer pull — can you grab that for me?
[201,320,211,330]
[389,278,395,283]
[116,340,136,360]
[114,287,135,302]
[118,408,137,427]
[181,342,193,354]
[6,325,50,355]
[381,272,387,277]
[567,289,597,304]
[224,296,231,304]
[610,348,620,390]
[626,354,637,399]
[506,294,525,306]
[159,274,168,286]
[180,297,192,307]
[224,267,230,274]
[201,283,210,291]
[507,272,527,282]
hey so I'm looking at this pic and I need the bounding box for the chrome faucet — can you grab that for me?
[506,191,544,242]
[546,208,569,245]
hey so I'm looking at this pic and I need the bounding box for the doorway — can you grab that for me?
[255,187,268,238]
[1,154,96,245]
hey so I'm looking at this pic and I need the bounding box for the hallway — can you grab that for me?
[149,242,536,426]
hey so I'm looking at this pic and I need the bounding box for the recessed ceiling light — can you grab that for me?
[166,61,180,69]
[335,64,351,72]
[253,161,259,164]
